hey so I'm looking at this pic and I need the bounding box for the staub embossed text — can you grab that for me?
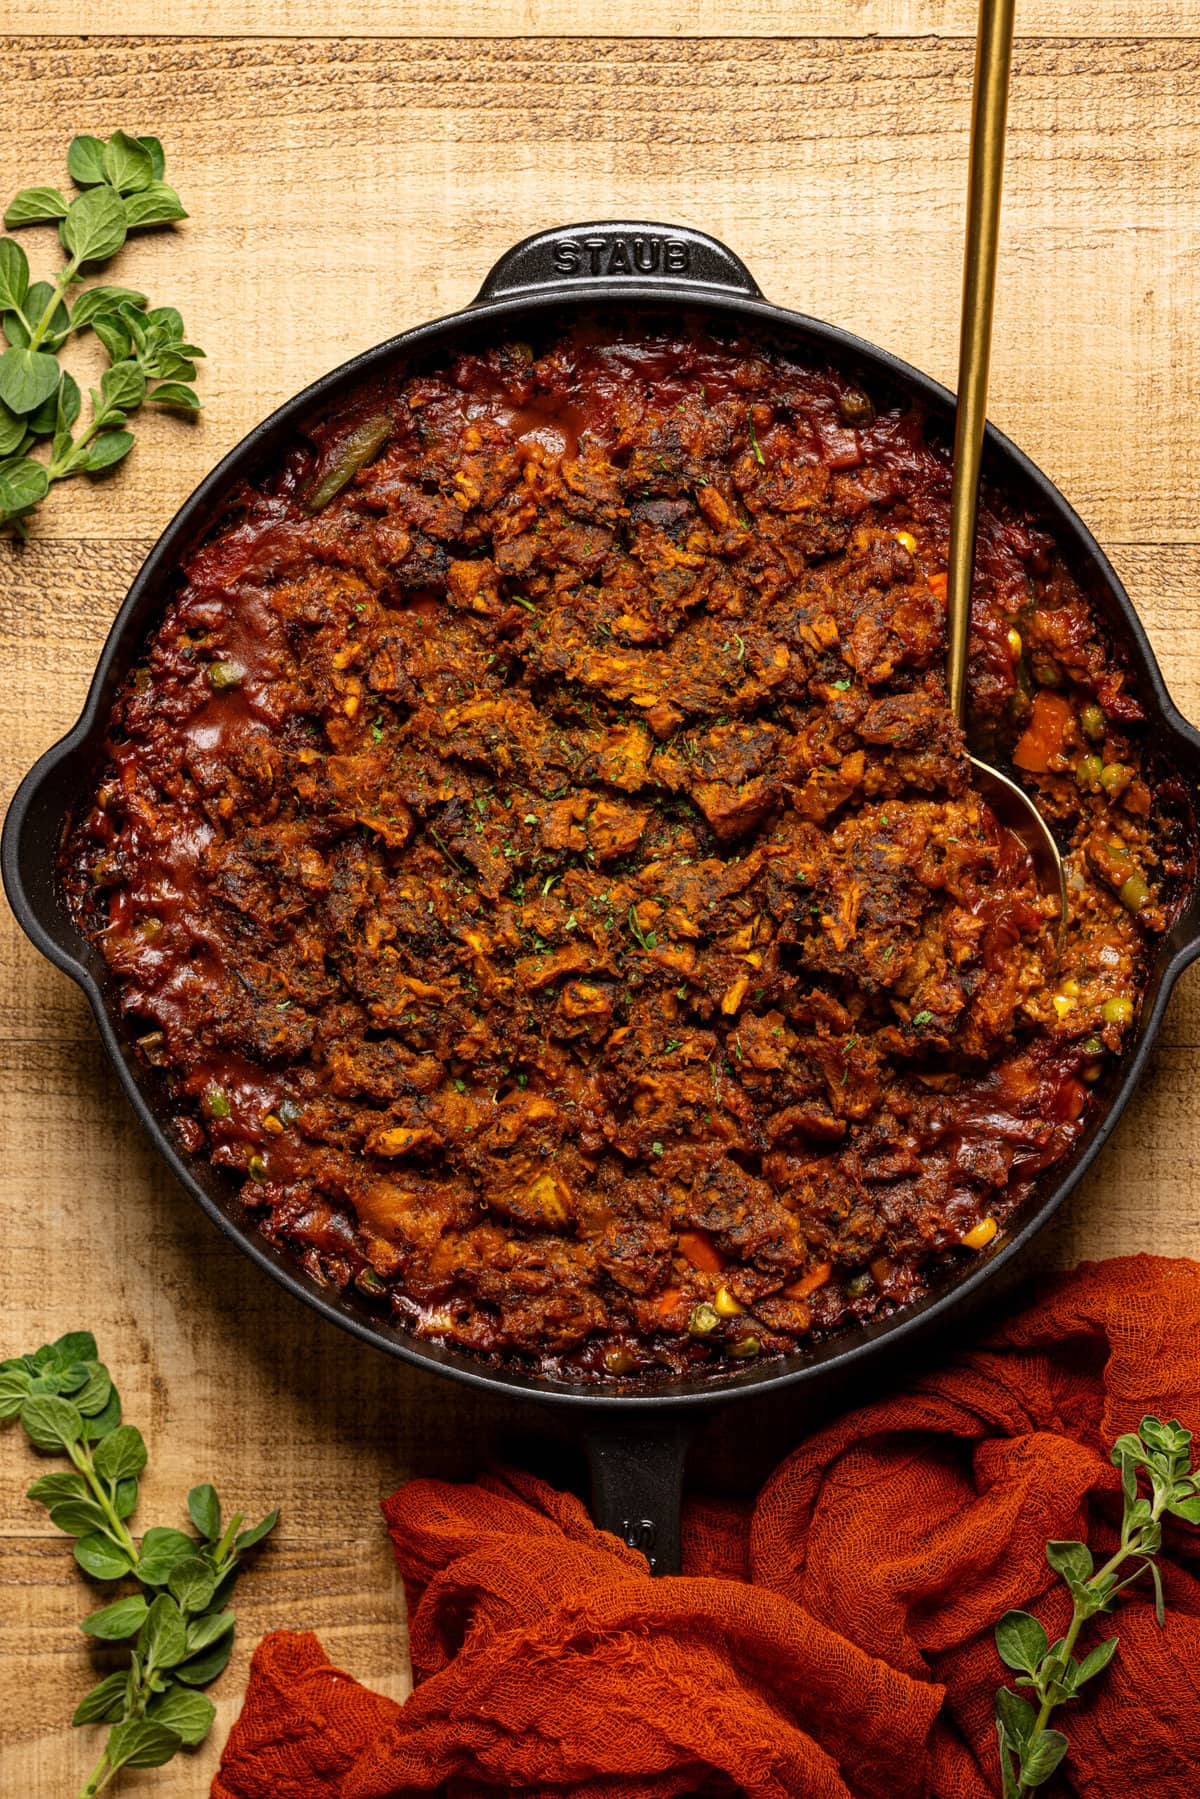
[552,234,690,278]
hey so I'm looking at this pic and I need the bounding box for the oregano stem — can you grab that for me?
[76,1746,113,1799]
[66,1439,137,1560]
[26,257,79,352]
[1015,1496,1168,1796]
[47,408,104,481]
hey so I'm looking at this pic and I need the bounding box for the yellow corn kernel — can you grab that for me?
[894,530,918,554]
[1006,628,1023,658]
[1052,979,1081,1018]
[721,976,749,1015]
[714,1286,744,1317]
[963,1217,998,1251]
[261,1112,284,1136]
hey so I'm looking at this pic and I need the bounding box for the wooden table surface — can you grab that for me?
[3,7,1200,1793]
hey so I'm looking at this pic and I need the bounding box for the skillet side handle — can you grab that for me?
[583,1415,691,1576]
[473,221,763,305]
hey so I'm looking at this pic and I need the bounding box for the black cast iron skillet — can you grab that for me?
[6,221,1200,1573]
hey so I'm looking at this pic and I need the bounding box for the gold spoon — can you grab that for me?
[948,0,1068,925]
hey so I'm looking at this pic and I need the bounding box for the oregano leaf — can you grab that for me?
[105,1717,180,1771]
[67,136,108,187]
[187,1482,222,1542]
[102,131,155,196]
[71,1670,130,1726]
[0,346,63,416]
[92,1423,147,1482]
[0,238,29,312]
[20,1392,84,1452]
[146,1686,216,1746]
[60,186,128,265]
[995,1611,1049,1676]
[80,1594,150,1641]
[4,187,70,227]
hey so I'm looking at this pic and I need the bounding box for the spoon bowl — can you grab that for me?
[969,754,1068,936]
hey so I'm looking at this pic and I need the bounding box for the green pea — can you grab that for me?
[1081,702,1105,741]
[1102,995,1134,1027]
[1074,754,1103,790]
[1080,1035,1104,1056]
[247,1153,267,1182]
[208,661,242,691]
[1099,762,1131,795]
[845,1271,873,1299]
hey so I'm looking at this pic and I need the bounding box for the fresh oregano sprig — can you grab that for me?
[994,1415,1200,1796]
[0,130,204,537]
[0,1331,278,1798]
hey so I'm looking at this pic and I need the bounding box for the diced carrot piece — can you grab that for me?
[927,571,948,602]
[783,1260,833,1301]
[1012,691,1073,773]
[678,1228,725,1273]
[656,1288,684,1316]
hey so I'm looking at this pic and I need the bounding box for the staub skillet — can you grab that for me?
[6,222,1200,1572]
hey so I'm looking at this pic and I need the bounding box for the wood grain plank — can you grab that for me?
[4,17,1200,1794]
[0,37,1197,543]
[18,4,1200,41]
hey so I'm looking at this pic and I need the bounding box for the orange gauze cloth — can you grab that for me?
[213,1255,1200,1799]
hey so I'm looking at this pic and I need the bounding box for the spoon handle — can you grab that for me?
[946,0,1017,725]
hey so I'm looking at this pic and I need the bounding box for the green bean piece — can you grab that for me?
[355,1266,386,1296]
[90,853,123,886]
[1118,874,1151,915]
[202,1086,231,1119]
[845,1271,873,1299]
[302,413,393,515]
[727,1335,761,1359]
[688,1302,721,1338]
[247,1153,267,1182]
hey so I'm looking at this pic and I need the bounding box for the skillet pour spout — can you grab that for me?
[6,220,1200,1575]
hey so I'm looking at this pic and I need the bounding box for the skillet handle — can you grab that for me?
[473,221,763,305]
[583,1415,692,1576]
